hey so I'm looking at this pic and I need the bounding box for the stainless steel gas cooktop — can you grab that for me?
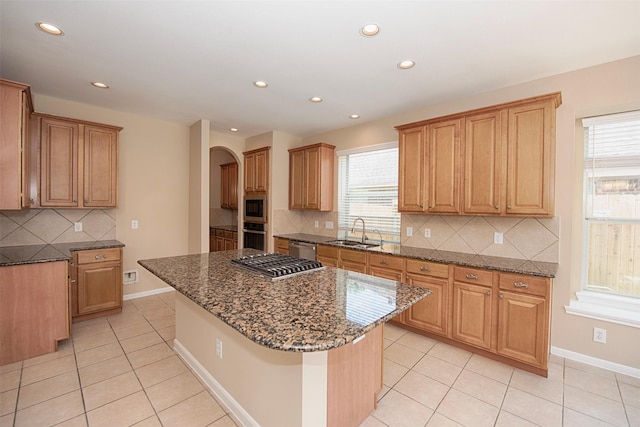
[231,253,323,279]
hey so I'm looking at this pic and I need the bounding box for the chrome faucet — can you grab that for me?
[372,228,384,248]
[351,217,367,243]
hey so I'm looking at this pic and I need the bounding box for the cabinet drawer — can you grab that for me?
[275,238,289,250]
[317,244,338,259]
[340,248,367,264]
[76,248,121,265]
[223,230,233,239]
[499,273,549,297]
[406,259,449,278]
[369,253,403,271]
[454,266,492,286]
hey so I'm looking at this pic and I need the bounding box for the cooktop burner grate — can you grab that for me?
[231,253,323,279]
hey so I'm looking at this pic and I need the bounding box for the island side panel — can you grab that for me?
[174,293,305,427]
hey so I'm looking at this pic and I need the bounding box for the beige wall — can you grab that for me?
[292,55,640,369]
[32,94,190,296]
[188,120,210,254]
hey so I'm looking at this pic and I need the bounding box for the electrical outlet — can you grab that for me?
[216,338,223,358]
[494,232,504,244]
[406,226,413,237]
[314,220,319,229]
[594,327,607,343]
[74,222,82,232]
[325,221,333,229]
[123,270,138,285]
[424,228,431,238]
[131,220,139,230]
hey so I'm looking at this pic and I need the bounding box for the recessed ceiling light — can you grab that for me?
[398,60,416,70]
[309,97,323,103]
[91,82,109,89]
[360,23,380,37]
[253,81,269,88]
[349,114,360,119]
[230,128,239,132]
[36,22,64,36]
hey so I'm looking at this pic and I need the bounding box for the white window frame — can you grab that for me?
[336,142,400,243]
[565,110,640,328]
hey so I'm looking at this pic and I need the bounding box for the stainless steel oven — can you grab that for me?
[243,222,266,251]
[244,195,267,223]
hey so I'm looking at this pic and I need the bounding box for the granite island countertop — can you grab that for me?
[138,249,430,352]
[275,233,558,278]
[0,240,125,267]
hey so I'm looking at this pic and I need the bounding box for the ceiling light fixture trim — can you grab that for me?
[360,23,380,37]
[253,81,269,88]
[349,114,360,119]
[91,82,109,89]
[309,97,323,103]
[230,128,239,132]
[36,22,64,36]
[398,60,416,70]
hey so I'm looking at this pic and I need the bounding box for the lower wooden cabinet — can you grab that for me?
[452,281,493,350]
[338,249,367,273]
[404,259,450,336]
[317,244,338,267]
[71,247,122,321]
[274,237,289,254]
[210,228,238,252]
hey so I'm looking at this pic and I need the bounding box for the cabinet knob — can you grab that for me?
[506,205,511,209]
[485,291,491,297]
[499,294,504,299]
[513,281,529,289]
[495,205,499,209]
[428,204,433,209]
[420,266,431,272]
[396,274,401,280]
[380,259,388,265]
[465,273,479,280]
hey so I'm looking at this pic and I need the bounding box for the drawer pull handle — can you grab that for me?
[465,273,478,280]
[420,266,431,272]
[70,279,76,283]
[495,205,499,209]
[95,254,106,260]
[513,282,529,288]
[485,291,491,297]
[380,259,388,265]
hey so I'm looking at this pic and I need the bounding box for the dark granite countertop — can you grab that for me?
[138,249,430,352]
[275,233,557,278]
[210,225,238,232]
[0,240,125,267]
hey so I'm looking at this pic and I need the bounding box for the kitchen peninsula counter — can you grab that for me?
[139,249,430,427]
[0,240,125,267]
[275,233,557,278]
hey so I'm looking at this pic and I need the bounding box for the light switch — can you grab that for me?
[494,232,504,244]
[406,226,413,237]
[314,221,319,228]
[424,228,431,238]
[74,222,82,232]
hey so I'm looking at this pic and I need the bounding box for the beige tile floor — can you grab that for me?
[1,292,638,427]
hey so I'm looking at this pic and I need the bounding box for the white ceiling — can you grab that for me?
[2,1,639,139]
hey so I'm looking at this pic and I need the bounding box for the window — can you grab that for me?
[582,110,640,300]
[337,143,400,243]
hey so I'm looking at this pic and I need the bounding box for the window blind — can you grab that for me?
[338,145,400,242]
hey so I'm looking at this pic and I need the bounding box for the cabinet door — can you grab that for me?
[368,265,403,282]
[229,163,238,209]
[303,146,321,209]
[398,127,426,212]
[215,236,225,252]
[463,111,504,214]
[405,274,448,336]
[427,119,461,213]
[0,82,29,210]
[83,125,118,207]
[452,281,492,349]
[244,153,255,192]
[220,164,230,208]
[289,149,305,209]
[497,291,547,367]
[317,256,338,267]
[506,100,554,215]
[40,118,79,207]
[254,149,268,192]
[339,260,367,274]
[77,261,122,315]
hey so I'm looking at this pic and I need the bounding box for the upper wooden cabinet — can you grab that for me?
[220,162,238,209]
[36,114,121,208]
[243,146,269,193]
[0,79,34,210]
[397,92,561,217]
[288,143,335,211]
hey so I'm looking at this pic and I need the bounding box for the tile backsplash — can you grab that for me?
[0,209,116,247]
[272,210,559,263]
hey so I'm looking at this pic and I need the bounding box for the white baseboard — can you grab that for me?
[551,346,640,378]
[172,339,259,427]
[123,286,175,301]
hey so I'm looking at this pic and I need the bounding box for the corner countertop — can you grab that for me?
[0,240,125,267]
[275,233,558,278]
[210,225,238,232]
[138,249,430,352]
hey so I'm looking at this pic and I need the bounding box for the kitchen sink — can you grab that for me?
[326,239,380,249]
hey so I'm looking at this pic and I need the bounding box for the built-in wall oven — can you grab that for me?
[243,222,266,251]
[243,195,267,251]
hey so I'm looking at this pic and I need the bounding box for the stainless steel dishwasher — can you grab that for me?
[289,241,317,261]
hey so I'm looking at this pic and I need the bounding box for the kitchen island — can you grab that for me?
[139,249,430,427]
